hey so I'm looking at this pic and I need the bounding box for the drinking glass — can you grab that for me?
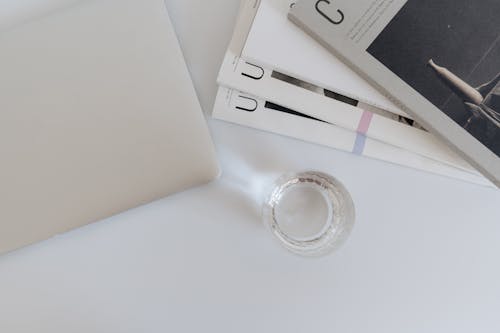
[262,171,355,257]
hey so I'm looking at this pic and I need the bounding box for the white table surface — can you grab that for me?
[1,1,499,332]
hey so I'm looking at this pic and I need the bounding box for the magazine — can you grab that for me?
[289,0,500,187]
[212,86,491,186]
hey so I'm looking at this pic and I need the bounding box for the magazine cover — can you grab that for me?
[289,0,500,187]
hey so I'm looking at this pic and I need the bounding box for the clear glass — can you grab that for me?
[263,171,355,257]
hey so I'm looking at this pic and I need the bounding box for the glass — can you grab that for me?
[263,171,355,257]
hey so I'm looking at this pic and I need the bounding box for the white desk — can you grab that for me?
[0,1,499,332]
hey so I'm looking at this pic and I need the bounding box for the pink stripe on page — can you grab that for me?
[357,111,374,134]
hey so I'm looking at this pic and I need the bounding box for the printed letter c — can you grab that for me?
[315,0,344,25]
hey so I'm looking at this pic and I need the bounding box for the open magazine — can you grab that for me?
[289,0,500,187]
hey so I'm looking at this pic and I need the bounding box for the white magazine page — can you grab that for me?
[212,87,492,187]
[216,11,479,175]
[241,0,404,116]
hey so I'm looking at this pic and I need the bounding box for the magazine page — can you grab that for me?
[290,0,500,186]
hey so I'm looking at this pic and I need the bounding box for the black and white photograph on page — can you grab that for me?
[368,0,500,156]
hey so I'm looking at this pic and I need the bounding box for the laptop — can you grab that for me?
[0,0,219,254]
